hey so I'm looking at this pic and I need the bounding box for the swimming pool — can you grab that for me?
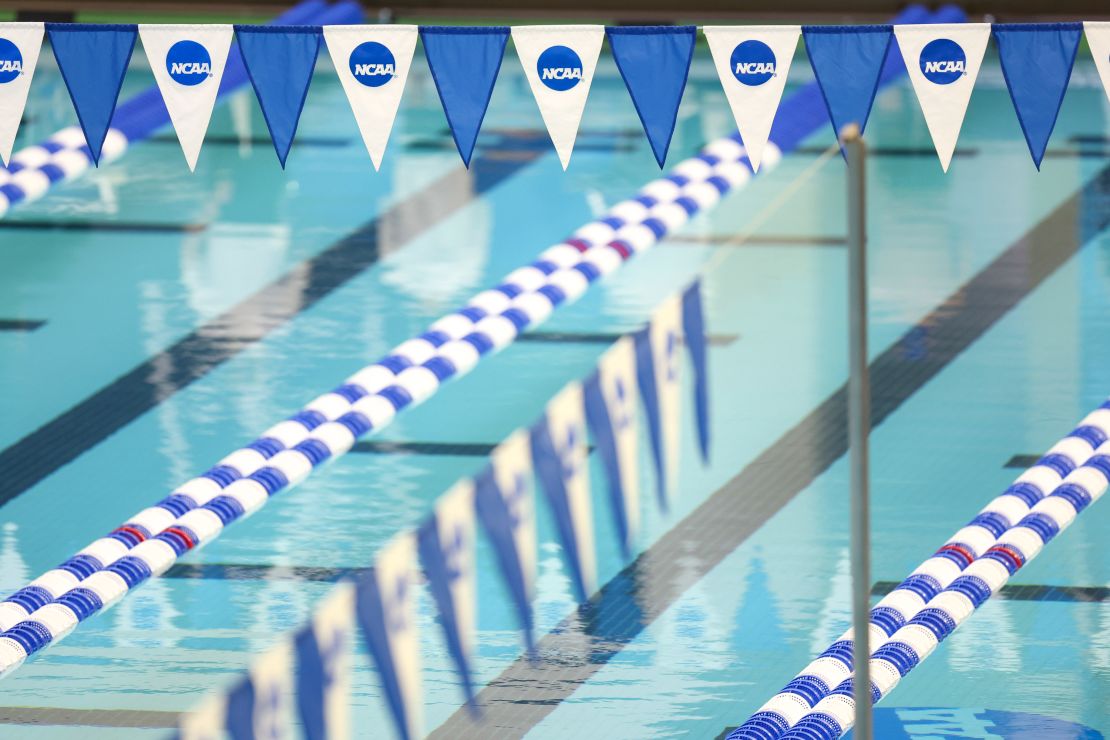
[0,21,1108,740]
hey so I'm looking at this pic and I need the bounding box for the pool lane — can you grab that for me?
[0,48,1108,739]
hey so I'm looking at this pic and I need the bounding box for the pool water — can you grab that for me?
[0,33,1108,740]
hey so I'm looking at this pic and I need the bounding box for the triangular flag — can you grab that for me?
[802,25,893,143]
[703,25,799,173]
[606,26,696,167]
[225,640,294,740]
[0,23,43,166]
[634,293,684,511]
[416,480,478,710]
[323,25,418,170]
[420,26,509,168]
[356,533,422,740]
[894,24,990,172]
[1087,22,1110,103]
[294,585,354,740]
[178,694,227,740]
[235,25,321,168]
[530,382,597,603]
[511,25,604,169]
[583,336,640,559]
[681,281,710,464]
[473,428,536,651]
[139,25,233,171]
[46,23,137,165]
[993,23,1082,169]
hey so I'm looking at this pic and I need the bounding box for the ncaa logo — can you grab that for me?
[0,38,23,84]
[731,40,776,86]
[919,38,966,85]
[166,40,212,86]
[350,41,396,87]
[537,45,583,92]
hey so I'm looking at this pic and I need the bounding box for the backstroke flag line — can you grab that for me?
[993,22,1082,169]
[294,585,355,740]
[236,25,322,168]
[512,25,604,170]
[531,382,597,603]
[357,533,422,740]
[139,24,233,171]
[48,23,137,165]
[474,429,537,651]
[421,26,509,167]
[583,336,640,558]
[416,480,478,708]
[635,292,684,511]
[323,24,418,170]
[895,23,990,171]
[703,25,799,173]
[607,26,696,167]
[1087,22,1110,103]
[0,22,43,165]
[802,24,893,147]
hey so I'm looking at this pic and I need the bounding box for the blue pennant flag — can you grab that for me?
[993,23,1082,169]
[530,383,596,604]
[634,293,685,511]
[606,26,696,167]
[420,26,509,168]
[633,326,665,510]
[416,481,478,712]
[46,23,137,165]
[802,25,893,144]
[235,25,321,168]
[681,281,710,464]
[473,430,536,652]
[294,587,355,740]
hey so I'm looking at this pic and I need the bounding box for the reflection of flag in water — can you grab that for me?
[356,533,422,740]
[681,281,710,463]
[584,336,640,557]
[474,429,537,650]
[295,584,355,740]
[635,292,683,510]
[224,640,295,740]
[531,382,597,602]
[417,479,478,708]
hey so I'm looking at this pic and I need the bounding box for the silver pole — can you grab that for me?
[842,123,873,740]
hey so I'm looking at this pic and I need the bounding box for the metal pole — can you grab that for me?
[842,123,872,740]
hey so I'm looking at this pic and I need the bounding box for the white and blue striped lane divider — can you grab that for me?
[0,0,360,219]
[778,431,1110,740]
[727,401,1110,740]
[0,1,950,678]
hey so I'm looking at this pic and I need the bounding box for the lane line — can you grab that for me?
[0,220,207,234]
[0,706,179,728]
[871,581,1108,603]
[0,320,45,332]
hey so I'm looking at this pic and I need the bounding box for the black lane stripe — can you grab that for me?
[429,163,1110,738]
[795,145,979,158]
[0,146,545,509]
[0,707,179,728]
[164,562,366,582]
[666,234,847,247]
[519,331,739,346]
[0,219,207,233]
[1004,453,1042,469]
[351,440,499,456]
[149,134,352,148]
[0,319,45,332]
[872,581,1108,603]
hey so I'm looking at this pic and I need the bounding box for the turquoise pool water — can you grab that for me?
[0,38,1108,739]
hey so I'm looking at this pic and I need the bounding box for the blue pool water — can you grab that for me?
[0,36,1108,740]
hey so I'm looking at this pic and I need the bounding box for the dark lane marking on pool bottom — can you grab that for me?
[795,145,980,158]
[429,163,1110,738]
[0,142,547,509]
[0,319,45,332]
[873,581,1108,603]
[0,706,179,728]
[163,562,366,582]
[519,331,738,346]
[1004,453,1043,469]
[665,234,847,247]
[0,219,207,233]
[149,134,353,148]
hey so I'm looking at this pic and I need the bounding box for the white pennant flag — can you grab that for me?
[1086,22,1110,104]
[511,25,604,169]
[703,26,799,173]
[178,694,227,740]
[593,336,640,550]
[650,293,684,506]
[324,25,418,170]
[895,23,990,172]
[139,25,232,172]
[0,23,43,165]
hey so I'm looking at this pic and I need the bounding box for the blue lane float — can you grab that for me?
[0,0,359,216]
[0,2,948,680]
